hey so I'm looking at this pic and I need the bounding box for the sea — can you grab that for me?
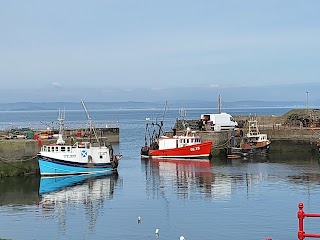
[0,106,320,240]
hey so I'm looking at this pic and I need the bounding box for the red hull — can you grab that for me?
[148,141,212,159]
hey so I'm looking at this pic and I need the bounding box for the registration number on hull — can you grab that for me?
[190,147,200,151]
[63,155,76,158]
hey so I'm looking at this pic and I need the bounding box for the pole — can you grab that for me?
[81,99,99,144]
[306,91,309,112]
[218,95,221,114]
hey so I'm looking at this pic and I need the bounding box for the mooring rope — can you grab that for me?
[0,155,38,171]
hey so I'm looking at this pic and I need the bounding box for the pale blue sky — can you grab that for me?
[0,0,319,102]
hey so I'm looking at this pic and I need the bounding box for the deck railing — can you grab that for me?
[298,202,320,239]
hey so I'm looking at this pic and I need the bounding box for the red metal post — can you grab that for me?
[298,202,305,240]
[297,202,320,239]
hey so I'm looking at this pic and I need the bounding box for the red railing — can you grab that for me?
[298,202,320,239]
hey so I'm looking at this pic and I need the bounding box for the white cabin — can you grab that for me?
[246,120,269,143]
[158,136,202,150]
[158,128,202,150]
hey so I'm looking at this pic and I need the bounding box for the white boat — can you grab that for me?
[37,100,122,176]
[227,118,271,158]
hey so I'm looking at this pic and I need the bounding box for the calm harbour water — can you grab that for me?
[1,106,320,240]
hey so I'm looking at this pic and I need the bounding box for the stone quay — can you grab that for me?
[0,127,119,177]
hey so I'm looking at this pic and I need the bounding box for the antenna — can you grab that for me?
[179,107,187,119]
[179,106,188,130]
[156,100,168,123]
[81,99,99,144]
[218,95,221,114]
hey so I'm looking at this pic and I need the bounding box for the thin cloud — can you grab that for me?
[209,84,219,88]
[50,82,63,89]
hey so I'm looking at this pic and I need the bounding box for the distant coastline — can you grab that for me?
[0,100,315,111]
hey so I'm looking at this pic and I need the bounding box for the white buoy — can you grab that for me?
[137,216,141,224]
[155,228,159,235]
[180,236,185,240]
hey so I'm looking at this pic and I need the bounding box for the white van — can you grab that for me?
[200,113,238,131]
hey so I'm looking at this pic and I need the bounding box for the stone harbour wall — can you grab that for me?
[0,128,120,176]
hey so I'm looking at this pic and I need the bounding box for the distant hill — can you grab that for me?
[0,100,311,111]
[0,82,319,105]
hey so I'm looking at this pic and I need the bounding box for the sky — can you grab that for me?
[0,0,319,103]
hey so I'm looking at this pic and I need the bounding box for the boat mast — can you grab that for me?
[81,99,99,144]
[56,108,65,145]
[179,106,188,130]
[218,95,221,114]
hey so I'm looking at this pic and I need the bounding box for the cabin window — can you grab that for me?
[61,146,65,152]
[55,146,59,152]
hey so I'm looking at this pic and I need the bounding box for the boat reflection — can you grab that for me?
[38,172,119,233]
[141,158,216,199]
[141,157,288,201]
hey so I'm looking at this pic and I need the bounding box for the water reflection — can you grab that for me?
[38,172,119,233]
[0,175,40,206]
[141,155,319,201]
[141,158,216,199]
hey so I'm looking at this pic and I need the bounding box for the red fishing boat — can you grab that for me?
[141,127,212,159]
[141,101,212,159]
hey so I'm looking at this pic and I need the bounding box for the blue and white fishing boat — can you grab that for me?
[37,100,122,176]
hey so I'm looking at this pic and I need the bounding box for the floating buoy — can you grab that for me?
[155,228,159,235]
[137,216,141,224]
[180,236,185,240]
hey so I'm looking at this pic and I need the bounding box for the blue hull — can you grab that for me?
[38,158,115,176]
[39,172,116,195]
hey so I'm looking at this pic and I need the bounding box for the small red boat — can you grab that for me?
[141,127,212,159]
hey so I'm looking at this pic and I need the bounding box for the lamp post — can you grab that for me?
[305,91,309,111]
